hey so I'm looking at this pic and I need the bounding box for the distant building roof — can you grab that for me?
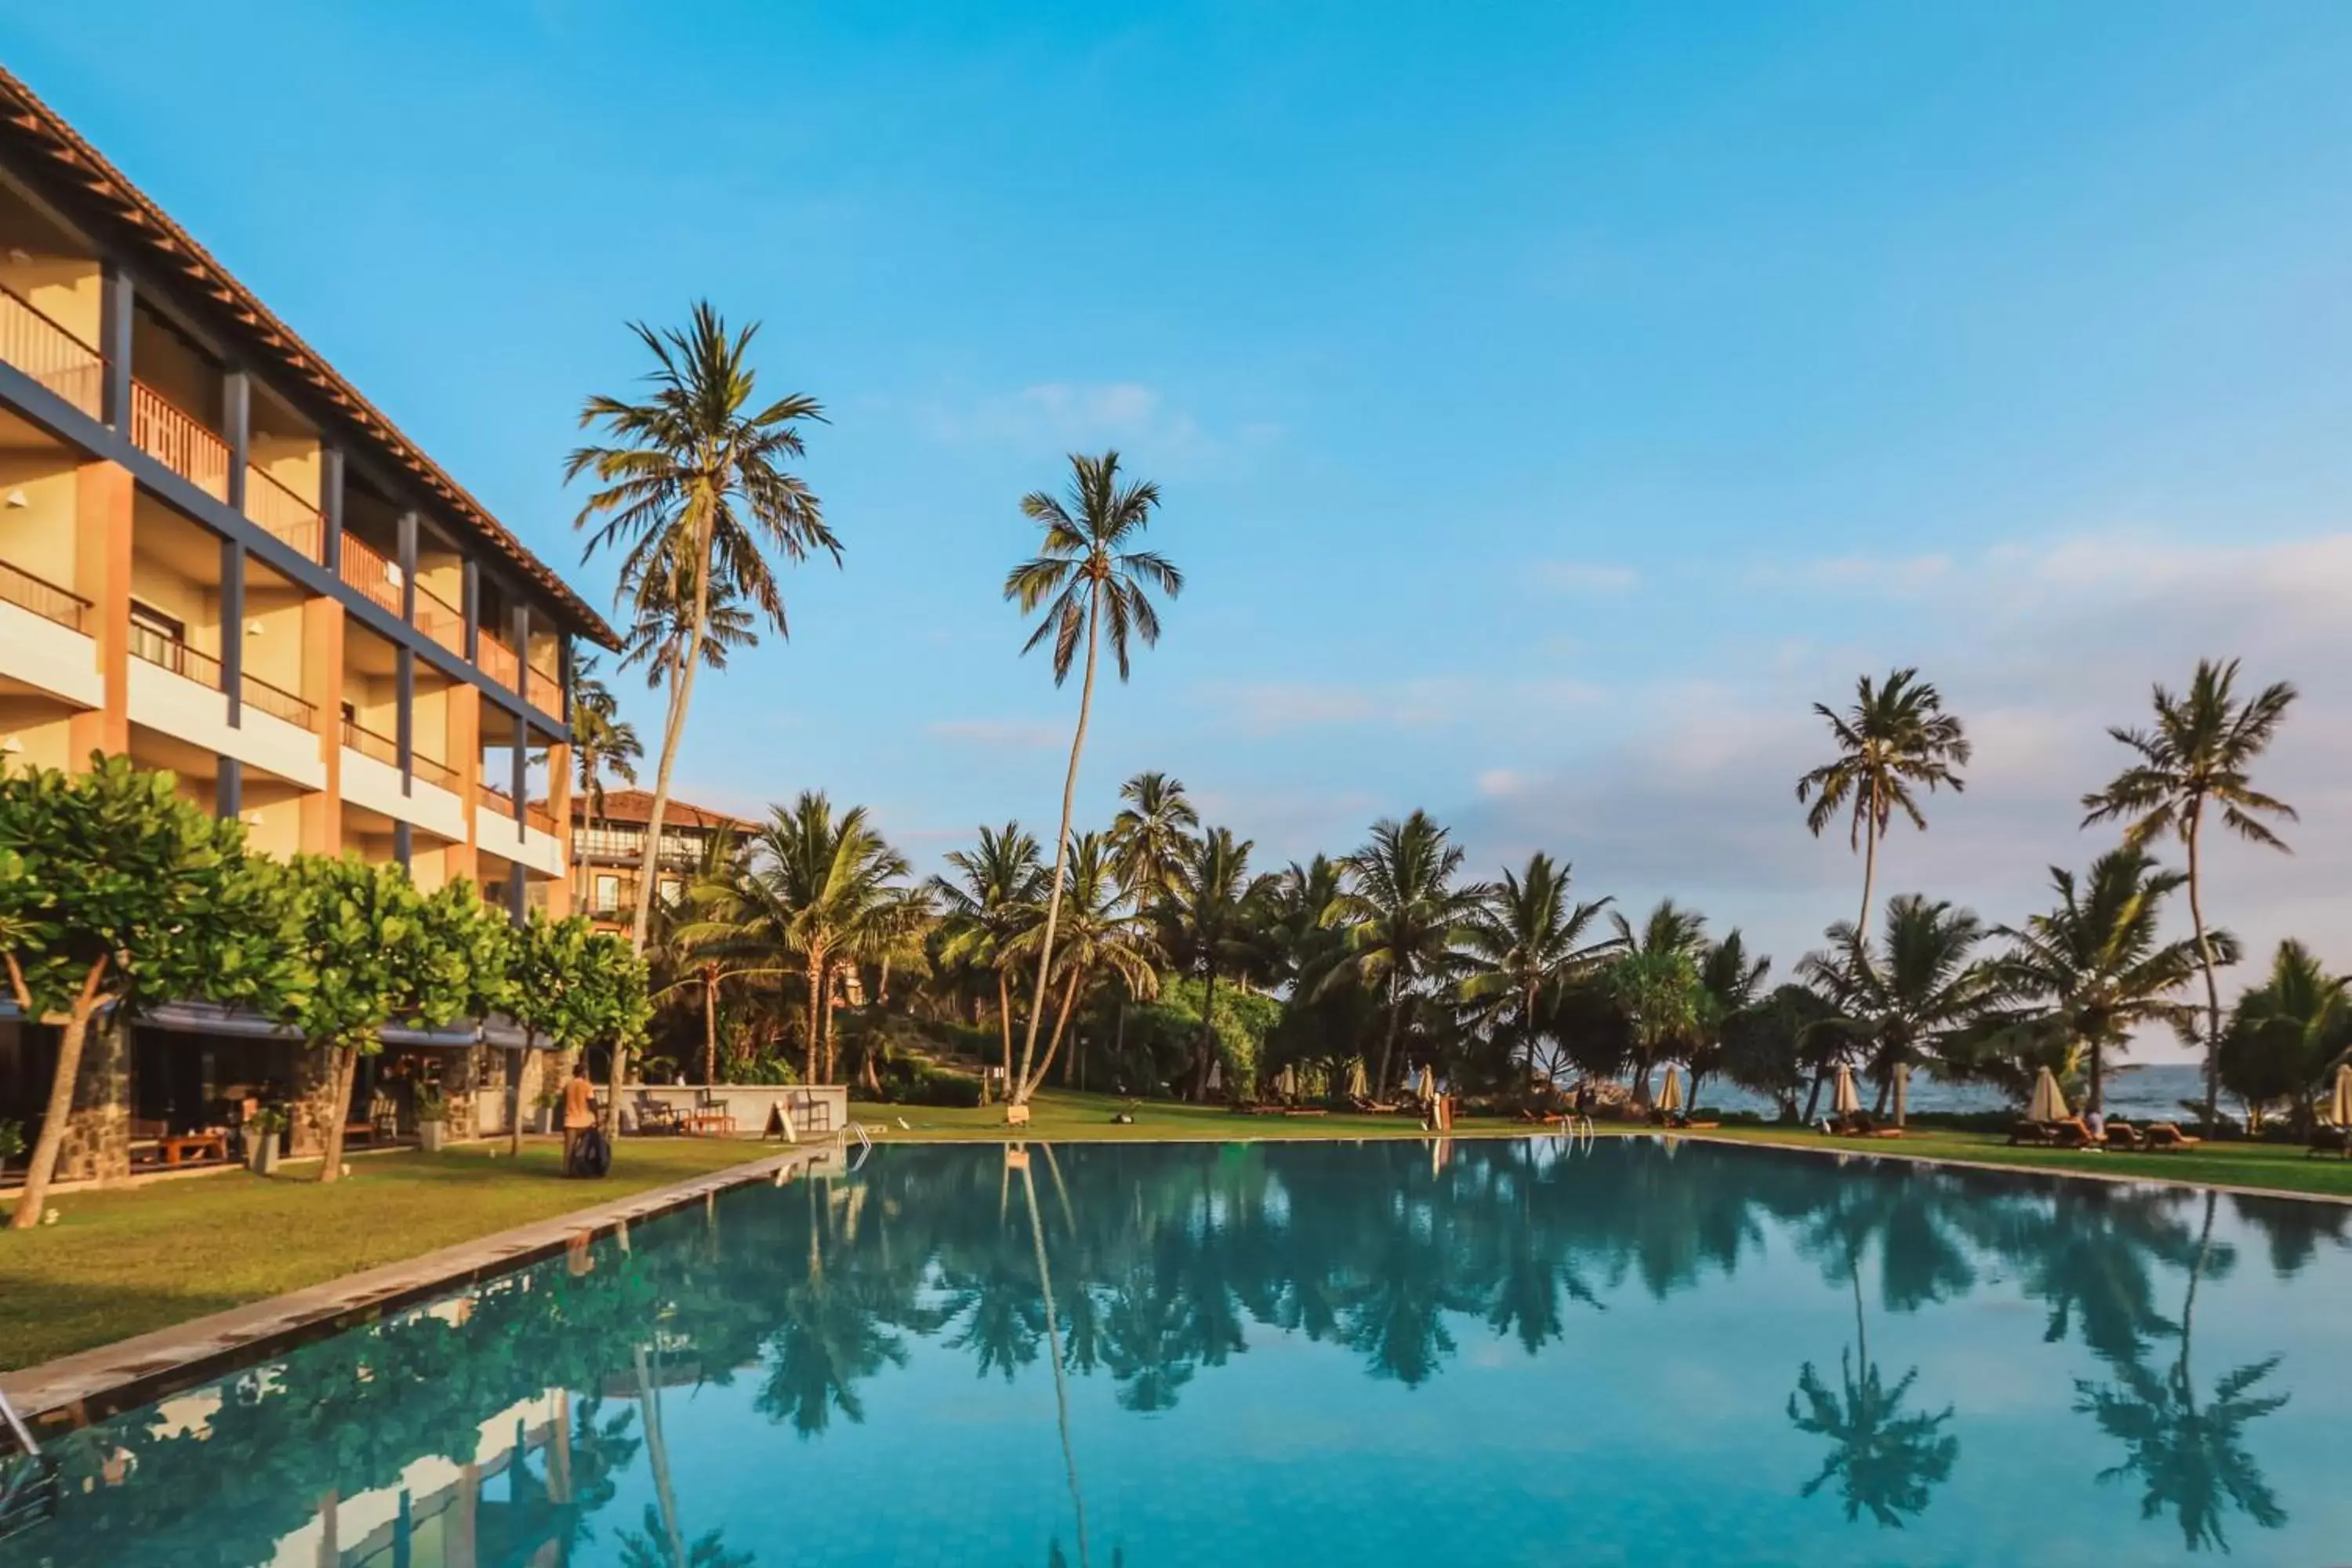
[575,789,756,833]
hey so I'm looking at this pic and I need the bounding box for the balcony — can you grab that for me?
[415,581,465,657]
[412,750,457,792]
[343,715,399,769]
[525,659,561,714]
[339,532,403,619]
[130,621,223,690]
[0,284,101,419]
[478,630,519,691]
[130,381,230,502]
[240,670,314,730]
[244,466,324,563]
[574,827,710,869]
[0,557,88,633]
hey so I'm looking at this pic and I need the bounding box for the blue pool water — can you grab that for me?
[5,1137,2350,1566]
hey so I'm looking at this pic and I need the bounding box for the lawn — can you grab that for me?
[0,1138,766,1371]
[1689,1123,2352,1200]
[852,1088,1526,1142]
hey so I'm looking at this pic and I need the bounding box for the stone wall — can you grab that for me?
[56,1014,131,1182]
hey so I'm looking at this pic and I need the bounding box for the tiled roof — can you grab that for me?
[578,789,756,832]
[0,67,619,648]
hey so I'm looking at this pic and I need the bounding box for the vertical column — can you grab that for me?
[223,368,250,513]
[99,262,133,430]
[320,445,344,575]
[220,535,245,725]
[397,509,418,624]
[216,756,243,819]
[68,461,132,760]
[461,558,480,661]
[395,644,414,795]
[544,735,573,919]
[299,596,344,854]
[447,681,481,885]
[394,818,412,871]
[506,707,528,924]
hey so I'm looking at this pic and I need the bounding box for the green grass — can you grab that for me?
[0,1138,766,1371]
[853,1088,1523,1142]
[1688,1123,2352,1200]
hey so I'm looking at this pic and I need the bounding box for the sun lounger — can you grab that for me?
[2307,1125,2351,1158]
[2141,1121,2201,1151]
[2100,1121,2147,1151]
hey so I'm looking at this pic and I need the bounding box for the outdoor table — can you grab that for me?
[158,1132,227,1167]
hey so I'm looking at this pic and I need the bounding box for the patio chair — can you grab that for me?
[2101,1120,2147,1151]
[633,1092,684,1134]
[2141,1121,2201,1152]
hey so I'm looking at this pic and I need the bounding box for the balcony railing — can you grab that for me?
[342,717,399,769]
[477,779,516,818]
[574,828,711,868]
[130,625,223,691]
[339,532,403,619]
[241,671,315,729]
[0,557,89,632]
[0,284,102,419]
[524,799,557,835]
[244,466,324,563]
[131,381,230,502]
[478,630,519,691]
[525,662,561,714]
[415,582,466,656]
[411,751,457,791]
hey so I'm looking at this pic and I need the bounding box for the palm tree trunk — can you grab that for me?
[804,951,825,1085]
[1018,1160,1091,1568]
[822,964,840,1084]
[632,1344,688,1568]
[1374,969,1403,1098]
[2089,1037,2105,1115]
[996,970,1015,1094]
[1023,967,1086,1102]
[1014,583,1102,1109]
[2185,811,2223,1134]
[613,525,713,1133]
[702,967,718,1085]
[9,964,106,1230]
[1857,786,1880,946]
[507,1040,528,1157]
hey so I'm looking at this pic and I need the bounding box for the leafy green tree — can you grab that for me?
[1002,833,1161,1098]
[1802,895,1994,1118]
[568,301,837,1124]
[1457,852,1616,1087]
[2082,657,2296,1132]
[1603,902,1710,1108]
[1721,982,1841,1122]
[1108,771,1198,901]
[1796,667,1971,946]
[276,858,503,1183]
[506,913,650,1154]
[931,822,1047,1087]
[1981,847,2214,1111]
[1327,811,1482,1095]
[0,756,303,1228]
[681,792,913,1083]
[1160,826,1263,1098]
[2216,940,2351,1132]
[1004,452,1182,1111]
[1688,928,1770,1109]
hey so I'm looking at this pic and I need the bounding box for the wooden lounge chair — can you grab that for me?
[2307,1124,2351,1158]
[2101,1120,2147,1151]
[2141,1121,2201,1152]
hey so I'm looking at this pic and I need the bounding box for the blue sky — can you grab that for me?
[13,4,2352,1044]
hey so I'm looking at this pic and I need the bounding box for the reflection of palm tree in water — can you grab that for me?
[615,1216,752,1568]
[1787,1243,1959,1528]
[2073,1190,2288,1553]
[1020,1150,1091,1568]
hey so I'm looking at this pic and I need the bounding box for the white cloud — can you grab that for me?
[1534,560,1640,595]
[927,719,1062,749]
[1476,769,1528,799]
[1751,553,1955,594]
[1208,677,1600,737]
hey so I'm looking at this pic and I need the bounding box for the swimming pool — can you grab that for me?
[5,1137,2348,1565]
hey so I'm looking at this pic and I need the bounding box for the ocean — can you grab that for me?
[1691,1060,2209,1122]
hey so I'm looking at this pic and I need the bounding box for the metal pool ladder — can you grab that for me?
[0,1385,58,1544]
[844,1120,875,1174]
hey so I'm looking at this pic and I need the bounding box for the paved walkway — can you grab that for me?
[2,1142,840,1437]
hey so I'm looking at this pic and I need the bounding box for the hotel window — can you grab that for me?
[593,873,620,911]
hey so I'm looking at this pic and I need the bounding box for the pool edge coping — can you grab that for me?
[1,1141,844,1438]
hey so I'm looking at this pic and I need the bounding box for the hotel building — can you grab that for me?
[0,67,618,1176]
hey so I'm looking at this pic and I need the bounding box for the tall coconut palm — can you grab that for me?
[1326,811,1483,1096]
[1987,847,2215,1112]
[1108,771,1199,902]
[2082,657,2298,1132]
[1796,668,1972,946]
[1160,826,1261,1099]
[677,792,911,1083]
[1004,452,1182,1113]
[1457,853,1617,1082]
[1802,895,1995,1118]
[930,822,1047,1087]
[570,303,835,1118]
[568,652,641,907]
[2218,940,2352,1132]
[1004,833,1162,1099]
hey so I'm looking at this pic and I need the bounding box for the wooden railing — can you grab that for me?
[130,381,230,501]
[524,799,557,835]
[339,532,403,618]
[129,625,223,690]
[411,751,457,791]
[244,466,324,563]
[477,630,520,691]
[525,662,561,714]
[0,284,102,419]
[341,716,399,769]
[0,557,89,632]
[415,582,466,655]
[241,671,315,729]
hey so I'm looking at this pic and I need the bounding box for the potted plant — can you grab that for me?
[415,1084,452,1153]
[244,1105,289,1177]
[532,1087,561,1135]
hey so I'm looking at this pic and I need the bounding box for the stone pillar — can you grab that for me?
[58,1014,132,1183]
[291,1044,336,1156]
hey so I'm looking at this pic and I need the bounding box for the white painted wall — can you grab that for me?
[0,598,100,706]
